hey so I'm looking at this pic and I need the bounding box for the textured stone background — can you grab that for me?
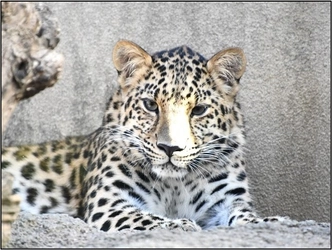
[6,212,330,248]
[3,2,330,223]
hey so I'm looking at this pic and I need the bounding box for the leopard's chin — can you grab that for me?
[151,162,189,179]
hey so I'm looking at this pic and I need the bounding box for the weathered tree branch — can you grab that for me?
[1,3,64,247]
[2,2,64,134]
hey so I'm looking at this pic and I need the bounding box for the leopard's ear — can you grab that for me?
[207,47,246,97]
[112,40,152,87]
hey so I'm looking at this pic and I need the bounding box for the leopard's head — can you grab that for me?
[111,40,246,178]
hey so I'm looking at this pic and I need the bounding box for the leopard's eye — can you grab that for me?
[191,104,208,116]
[142,98,158,113]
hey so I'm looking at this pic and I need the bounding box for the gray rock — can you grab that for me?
[6,212,330,248]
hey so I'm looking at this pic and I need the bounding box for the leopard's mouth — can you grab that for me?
[151,161,189,179]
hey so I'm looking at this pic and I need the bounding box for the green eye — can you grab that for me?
[191,105,208,116]
[142,98,158,112]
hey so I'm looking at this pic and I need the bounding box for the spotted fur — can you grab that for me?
[2,40,284,232]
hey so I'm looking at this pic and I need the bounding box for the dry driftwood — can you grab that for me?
[1,2,64,247]
[2,2,64,134]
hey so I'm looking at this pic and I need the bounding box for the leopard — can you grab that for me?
[2,40,285,232]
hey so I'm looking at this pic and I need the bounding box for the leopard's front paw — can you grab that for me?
[161,218,201,232]
[260,216,288,223]
[236,215,288,225]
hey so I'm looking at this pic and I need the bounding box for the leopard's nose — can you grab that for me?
[157,143,183,157]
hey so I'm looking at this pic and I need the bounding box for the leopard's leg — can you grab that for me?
[200,195,285,228]
[196,164,286,229]
[227,200,286,226]
[84,205,201,232]
[82,179,201,232]
[215,197,287,227]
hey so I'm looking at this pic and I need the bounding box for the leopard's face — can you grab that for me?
[110,41,247,178]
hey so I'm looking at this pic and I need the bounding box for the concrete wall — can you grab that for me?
[3,2,330,222]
